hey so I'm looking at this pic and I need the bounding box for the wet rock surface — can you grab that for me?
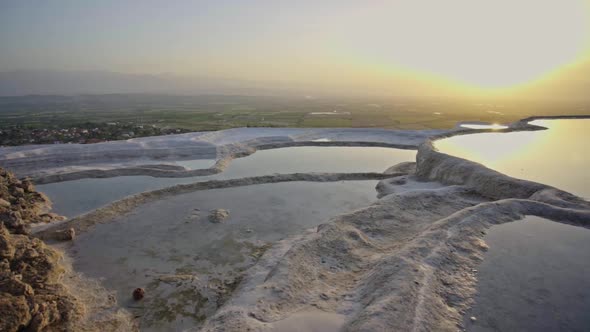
[0,171,61,235]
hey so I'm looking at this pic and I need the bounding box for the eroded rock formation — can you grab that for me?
[0,169,80,332]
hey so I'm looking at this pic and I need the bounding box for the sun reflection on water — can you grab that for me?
[436,119,590,199]
[460,123,509,130]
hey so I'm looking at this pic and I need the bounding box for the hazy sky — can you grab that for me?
[1,0,590,96]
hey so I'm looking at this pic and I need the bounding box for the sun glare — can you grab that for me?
[460,123,509,130]
[349,0,590,88]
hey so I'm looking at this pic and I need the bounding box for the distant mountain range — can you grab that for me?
[0,68,589,102]
[0,70,308,97]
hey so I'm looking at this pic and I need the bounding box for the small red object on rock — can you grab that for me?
[132,288,145,301]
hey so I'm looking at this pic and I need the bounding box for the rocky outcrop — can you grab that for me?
[208,209,230,224]
[0,170,63,236]
[0,223,82,332]
[0,168,81,332]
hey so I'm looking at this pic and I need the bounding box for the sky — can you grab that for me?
[1,0,590,98]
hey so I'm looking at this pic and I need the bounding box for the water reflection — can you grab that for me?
[220,146,415,178]
[436,119,590,199]
[466,216,590,331]
[459,123,508,130]
[69,181,378,331]
[172,159,216,170]
[38,146,415,217]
